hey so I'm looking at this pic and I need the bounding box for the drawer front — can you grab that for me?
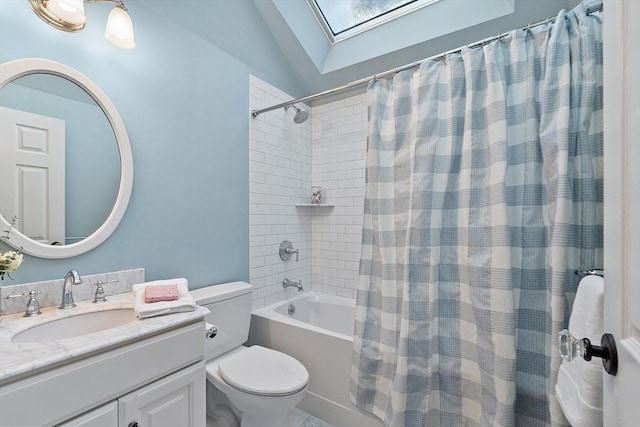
[57,401,118,427]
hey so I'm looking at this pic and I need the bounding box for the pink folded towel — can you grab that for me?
[144,284,179,303]
[132,278,197,319]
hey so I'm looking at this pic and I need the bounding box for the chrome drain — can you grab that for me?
[287,304,295,315]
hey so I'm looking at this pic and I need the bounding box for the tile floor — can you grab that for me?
[207,406,333,427]
[289,407,334,427]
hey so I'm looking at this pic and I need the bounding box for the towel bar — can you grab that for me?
[574,269,604,278]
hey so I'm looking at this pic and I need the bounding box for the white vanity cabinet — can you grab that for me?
[0,321,206,427]
[60,362,205,427]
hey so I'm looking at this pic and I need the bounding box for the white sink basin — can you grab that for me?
[11,309,137,343]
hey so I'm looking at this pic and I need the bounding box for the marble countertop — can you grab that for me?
[0,292,208,385]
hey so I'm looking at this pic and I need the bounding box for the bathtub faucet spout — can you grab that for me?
[282,278,303,292]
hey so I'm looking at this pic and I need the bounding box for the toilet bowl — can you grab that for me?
[191,282,309,427]
[206,346,308,427]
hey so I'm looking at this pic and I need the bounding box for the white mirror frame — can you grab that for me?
[0,58,134,259]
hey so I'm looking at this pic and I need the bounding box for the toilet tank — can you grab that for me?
[190,281,252,360]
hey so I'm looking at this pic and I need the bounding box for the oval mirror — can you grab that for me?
[0,58,133,259]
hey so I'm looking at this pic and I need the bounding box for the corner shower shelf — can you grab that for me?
[295,203,335,208]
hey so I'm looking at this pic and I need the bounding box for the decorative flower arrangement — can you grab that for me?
[0,216,23,280]
[0,250,22,280]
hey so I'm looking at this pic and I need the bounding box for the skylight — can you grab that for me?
[310,0,441,41]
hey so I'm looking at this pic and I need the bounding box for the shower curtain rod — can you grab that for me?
[251,2,602,119]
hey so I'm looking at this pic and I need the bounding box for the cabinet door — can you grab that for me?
[57,401,118,427]
[119,362,205,427]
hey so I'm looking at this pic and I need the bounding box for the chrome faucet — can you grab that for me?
[59,269,82,309]
[282,278,303,292]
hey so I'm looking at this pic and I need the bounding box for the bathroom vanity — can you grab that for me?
[0,292,208,427]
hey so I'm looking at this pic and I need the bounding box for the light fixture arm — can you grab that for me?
[83,0,128,12]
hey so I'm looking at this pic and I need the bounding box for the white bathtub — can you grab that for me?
[248,292,383,427]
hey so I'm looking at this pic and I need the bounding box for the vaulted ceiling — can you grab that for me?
[141,0,580,99]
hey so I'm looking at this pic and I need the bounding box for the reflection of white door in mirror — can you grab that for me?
[0,106,66,246]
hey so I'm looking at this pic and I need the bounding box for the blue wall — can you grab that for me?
[0,1,302,287]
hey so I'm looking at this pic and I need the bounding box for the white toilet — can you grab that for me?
[191,282,309,427]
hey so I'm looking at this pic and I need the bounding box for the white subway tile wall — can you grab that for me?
[311,94,367,299]
[249,76,367,308]
[249,75,313,309]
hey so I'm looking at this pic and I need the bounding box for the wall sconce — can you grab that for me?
[28,0,136,49]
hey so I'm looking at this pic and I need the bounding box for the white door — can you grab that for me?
[603,0,640,425]
[0,106,65,245]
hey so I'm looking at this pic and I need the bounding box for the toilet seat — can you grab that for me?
[217,345,309,396]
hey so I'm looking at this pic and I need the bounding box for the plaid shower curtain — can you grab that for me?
[350,3,603,426]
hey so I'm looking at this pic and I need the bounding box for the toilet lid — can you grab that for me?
[218,346,309,396]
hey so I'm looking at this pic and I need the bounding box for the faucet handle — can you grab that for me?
[93,279,118,303]
[279,240,299,262]
[5,290,42,317]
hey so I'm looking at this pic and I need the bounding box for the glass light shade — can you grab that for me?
[104,6,136,49]
[46,0,86,26]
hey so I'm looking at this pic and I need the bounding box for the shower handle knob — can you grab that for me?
[559,329,618,376]
[128,422,138,427]
[279,240,299,262]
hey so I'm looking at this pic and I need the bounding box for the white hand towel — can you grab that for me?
[132,278,197,319]
[555,275,604,427]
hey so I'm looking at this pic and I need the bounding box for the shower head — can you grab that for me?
[285,104,309,124]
